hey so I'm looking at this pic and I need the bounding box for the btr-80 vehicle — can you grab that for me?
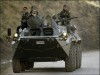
[7,15,82,73]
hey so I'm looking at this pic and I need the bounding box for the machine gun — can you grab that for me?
[56,17,78,24]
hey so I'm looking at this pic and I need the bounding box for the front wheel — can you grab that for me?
[12,59,21,73]
[76,44,82,69]
[65,43,76,72]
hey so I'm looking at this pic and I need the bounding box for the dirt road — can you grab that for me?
[1,50,99,75]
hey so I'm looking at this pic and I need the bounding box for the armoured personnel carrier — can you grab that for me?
[8,15,82,73]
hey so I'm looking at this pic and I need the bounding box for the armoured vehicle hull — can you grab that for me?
[9,15,82,73]
[12,37,69,61]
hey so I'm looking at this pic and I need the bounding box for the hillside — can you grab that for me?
[0,38,12,62]
[0,0,100,50]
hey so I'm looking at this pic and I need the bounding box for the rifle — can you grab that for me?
[56,17,78,23]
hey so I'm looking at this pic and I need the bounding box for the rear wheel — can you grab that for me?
[76,44,82,69]
[65,43,76,72]
[12,59,21,73]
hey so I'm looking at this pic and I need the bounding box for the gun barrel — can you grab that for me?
[67,17,78,20]
[55,17,78,23]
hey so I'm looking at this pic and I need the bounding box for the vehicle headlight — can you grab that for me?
[14,33,18,37]
[59,32,68,41]
[63,32,67,36]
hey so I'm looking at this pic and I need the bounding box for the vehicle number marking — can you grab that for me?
[36,41,45,44]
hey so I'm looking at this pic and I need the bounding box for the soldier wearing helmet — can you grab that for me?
[59,5,71,25]
[27,9,43,29]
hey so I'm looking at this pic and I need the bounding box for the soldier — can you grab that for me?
[27,9,42,28]
[59,5,71,34]
[27,9,43,35]
[59,5,71,25]
[21,7,30,29]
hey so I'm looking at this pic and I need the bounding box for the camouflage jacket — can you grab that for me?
[22,12,30,20]
[60,10,70,19]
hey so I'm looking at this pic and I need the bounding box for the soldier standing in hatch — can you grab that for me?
[27,9,43,35]
[59,5,71,33]
[21,7,30,29]
[27,9,42,28]
[59,5,71,25]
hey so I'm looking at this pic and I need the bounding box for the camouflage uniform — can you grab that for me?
[21,9,30,29]
[59,9,70,25]
[22,12,29,20]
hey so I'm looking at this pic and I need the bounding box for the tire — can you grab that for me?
[25,62,34,70]
[12,59,21,73]
[65,43,76,72]
[20,61,25,71]
[76,44,82,69]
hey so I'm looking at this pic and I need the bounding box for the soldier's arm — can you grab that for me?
[65,11,71,21]
[58,11,63,20]
[60,11,64,18]
[57,13,61,20]
[68,11,71,18]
